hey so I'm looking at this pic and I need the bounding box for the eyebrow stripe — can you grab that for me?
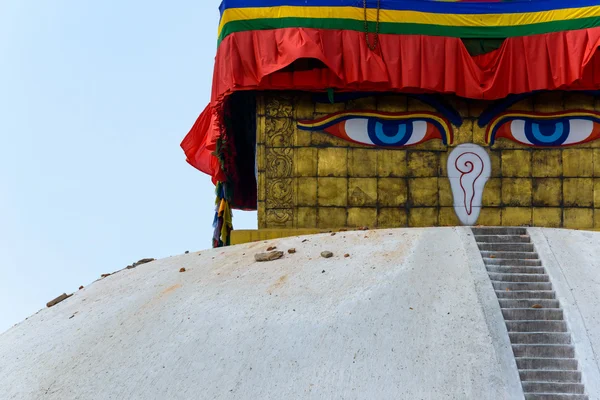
[297,111,453,144]
[486,110,600,144]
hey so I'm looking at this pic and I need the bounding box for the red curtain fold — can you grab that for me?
[182,27,600,184]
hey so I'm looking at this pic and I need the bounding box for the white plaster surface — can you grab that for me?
[529,228,600,400]
[0,228,527,399]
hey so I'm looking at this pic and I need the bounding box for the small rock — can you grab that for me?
[185,251,189,254]
[287,248,296,254]
[255,251,284,262]
[78,286,84,290]
[302,239,308,243]
[179,268,186,273]
[344,254,350,258]
[322,270,326,273]
[321,251,333,258]
[101,273,111,278]
[47,293,73,308]
[267,246,277,251]
[330,233,336,236]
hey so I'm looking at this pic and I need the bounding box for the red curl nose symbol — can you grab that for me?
[447,144,491,226]
[455,152,484,216]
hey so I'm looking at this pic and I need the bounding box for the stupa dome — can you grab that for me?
[1,227,599,399]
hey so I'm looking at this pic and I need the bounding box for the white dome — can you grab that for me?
[1,227,599,399]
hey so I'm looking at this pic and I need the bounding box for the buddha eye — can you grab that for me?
[298,111,453,147]
[487,111,600,147]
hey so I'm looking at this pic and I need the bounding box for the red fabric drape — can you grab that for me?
[182,27,600,184]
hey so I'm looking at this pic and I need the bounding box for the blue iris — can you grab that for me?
[367,119,413,146]
[524,120,570,146]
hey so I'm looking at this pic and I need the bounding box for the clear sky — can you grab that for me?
[0,1,256,333]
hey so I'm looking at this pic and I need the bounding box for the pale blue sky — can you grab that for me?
[0,1,256,333]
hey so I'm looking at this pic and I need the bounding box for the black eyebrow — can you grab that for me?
[312,92,463,126]
[477,93,535,127]
[478,90,600,127]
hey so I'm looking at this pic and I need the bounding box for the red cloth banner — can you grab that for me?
[182,27,600,183]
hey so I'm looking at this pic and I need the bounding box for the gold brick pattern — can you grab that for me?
[257,93,600,230]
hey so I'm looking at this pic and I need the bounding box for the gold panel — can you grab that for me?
[377,208,407,228]
[482,178,502,207]
[564,208,593,229]
[534,92,564,113]
[297,177,317,206]
[258,201,266,229]
[317,177,348,207]
[438,178,453,207]
[533,179,562,207]
[294,94,315,120]
[507,97,534,112]
[489,151,502,177]
[346,96,376,110]
[563,178,593,207]
[377,95,407,112]
[409,178,439,207]
[502,207,532,226]
[472,122,487,146]
[317,207,347,228]
[408,98,436,112]
[378,150,407,177]
[594,149,600,176]
[532,150,562,177]
[317,148,348,177]
[563,149,593,177]
[257,92,600,231]
[348,149,378,177]
[296,207,317,228]
[533,208,562,228]
[348,207,377,227]
[295,126,312,147]
[311,131,349,147]
[564,93,595,111]
[439,207,461,226]
[315,101,345,114]
[502,151,531,177]
[408,152,439,177]
[594,179,600,207]
[378,178,408,207]
[478,208,502,226]
[502,178,532,206]
[349,178,378,207]
[454,120,473,145]
[408,208,438,227]
[295,148,318,177]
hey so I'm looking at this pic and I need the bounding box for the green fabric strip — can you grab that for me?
[217,16,600,45]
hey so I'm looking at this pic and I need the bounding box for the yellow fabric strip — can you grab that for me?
[218,5,600,38]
